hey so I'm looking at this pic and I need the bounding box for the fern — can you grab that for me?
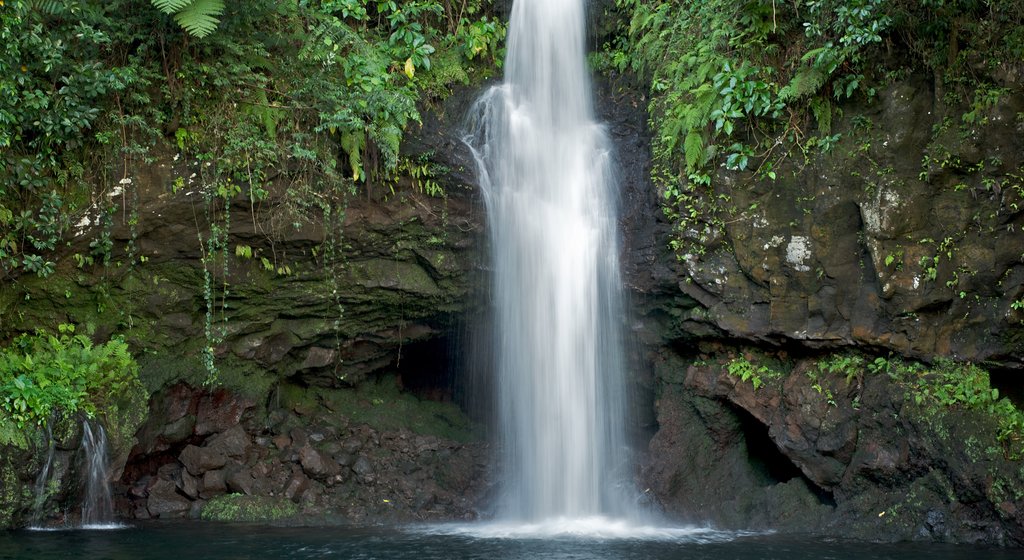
[683,129,704,171]
[780,67,827,101]
[27,0,65,15]
[151,0,225,39]
[152,0,194,12]
[809,98,832,134]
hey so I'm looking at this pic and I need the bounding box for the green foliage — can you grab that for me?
[201,494,298,522]
[0,0,144,279]
[615,0,1024,258]
[398,155,446,197]
[151,0,225,38]
[456,15,505,63]
[818,353,866,384]
[726,355,784,390]
[904,359,1024,460]
[0,325,145,429]
[0,0,505,280]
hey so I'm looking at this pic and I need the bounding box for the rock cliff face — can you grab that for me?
[643,347,1024,545]
[619,70,1024,544]
[628,77,1024,369]
[1,68,1022,543]
[0,87,491,527]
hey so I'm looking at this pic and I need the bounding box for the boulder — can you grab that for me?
[205,426,250,459]
[147,479,191,519]
[179,444,227,476]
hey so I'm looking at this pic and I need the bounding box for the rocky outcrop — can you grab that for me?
[120,381,490,522]
[1,406,147,528]
[0,82,490,529]
[0,85,486,393]
[629,78,1024,371]
[644,349,1024,545]
[625,72,1024,545]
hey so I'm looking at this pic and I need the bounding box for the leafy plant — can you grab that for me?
[615,0,1024,259]
[151,0,225,38]
[906,358,1024,460]
[818,353,866,384]
[1,0,504,282]
[0,325,146,428]
[726,355,783,390]
[457,16,506,63]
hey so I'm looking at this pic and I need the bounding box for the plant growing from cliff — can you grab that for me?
[906,359,1024,461]
[0,325,146,429]
[0,0,504,281]
[613,0,1024,259]
[818,353,866,385]
[726,355,783,390]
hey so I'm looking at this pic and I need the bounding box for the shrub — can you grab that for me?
[0,324,146,429]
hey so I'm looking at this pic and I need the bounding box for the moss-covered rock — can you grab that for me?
[647,347,1024,545]
[200,494,298,523]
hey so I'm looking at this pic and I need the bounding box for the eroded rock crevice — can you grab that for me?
[642,344,1024,545]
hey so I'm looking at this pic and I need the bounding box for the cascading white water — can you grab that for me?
[80,419,114,527]
[30,422,56,526]
[465,0,635,522]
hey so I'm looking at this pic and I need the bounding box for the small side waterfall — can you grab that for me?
[27,418,118,529]
[465,0,637,523]
[29,422,57,526]
[80,419,114,527]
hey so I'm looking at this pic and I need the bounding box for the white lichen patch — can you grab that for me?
[786,236,812,272]
[861,186,903,235]
[74,202,102,237]
[763,235,785,251]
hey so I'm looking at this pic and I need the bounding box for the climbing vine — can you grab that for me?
[0,0,505,281]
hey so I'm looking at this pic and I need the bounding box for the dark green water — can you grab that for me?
[0,523,1019,560]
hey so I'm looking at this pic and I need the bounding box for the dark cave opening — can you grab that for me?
[730,404,837,507]
[990,367,1024,408]
[395,336,457,402]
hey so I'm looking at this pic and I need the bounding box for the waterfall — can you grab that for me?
[465,0,636,522]
[29,422,56,526]
[80,419,114,527]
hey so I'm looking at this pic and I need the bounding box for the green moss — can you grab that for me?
[201,494,298,523]
[138,353,275,401]
[288,377,480,443]
[0,465,19,527]
[104,376,150,458]
[0,417,27,449]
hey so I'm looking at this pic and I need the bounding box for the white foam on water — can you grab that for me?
[414,518,757,543]
[26,523,130,532]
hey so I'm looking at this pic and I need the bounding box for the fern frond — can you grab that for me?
[27,0,65,15]
[151,0,225,38]
[683,129,704,171]
[780,67,827,101]
[810,98,832,134]
[151,0,194,14]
